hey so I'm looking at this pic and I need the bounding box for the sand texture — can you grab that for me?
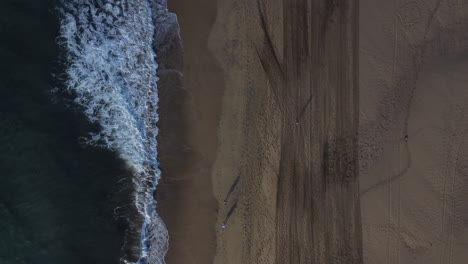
[158,0,468,263]
[359,1,468,263]
[208,1,362,263]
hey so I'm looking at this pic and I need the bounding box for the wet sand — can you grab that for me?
[156,0,221,263]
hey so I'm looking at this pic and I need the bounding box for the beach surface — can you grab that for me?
[359,1,468,263]
[156,0,221,263]
[160,0,361,263]
[157,0,468,263]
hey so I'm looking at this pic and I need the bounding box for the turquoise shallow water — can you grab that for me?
[0,1,130,263]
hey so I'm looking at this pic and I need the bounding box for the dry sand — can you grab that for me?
[359,1,468,263]
[157,0,468,263]
[209,1,362,263]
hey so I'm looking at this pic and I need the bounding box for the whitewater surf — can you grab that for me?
[57,0,177,263]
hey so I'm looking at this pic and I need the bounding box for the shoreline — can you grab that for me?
[156,0,221,263]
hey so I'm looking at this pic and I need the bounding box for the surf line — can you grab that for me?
[57,0,169,263]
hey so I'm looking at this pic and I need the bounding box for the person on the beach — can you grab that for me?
[221,223,226,229]
[404,135,408,143]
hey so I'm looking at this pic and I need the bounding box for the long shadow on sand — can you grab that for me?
[223,175,240,205]
[222,200,238,227]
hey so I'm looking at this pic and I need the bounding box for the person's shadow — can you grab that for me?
[223,175,240,205]
[222,200,238,228]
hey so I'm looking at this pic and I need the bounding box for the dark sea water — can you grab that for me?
[0,1,130,263]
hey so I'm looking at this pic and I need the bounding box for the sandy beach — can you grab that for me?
[359,1,468,263]
[160,0,361,263]
[157,0,468,263]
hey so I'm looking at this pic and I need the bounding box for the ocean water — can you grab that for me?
[0,0,176,263]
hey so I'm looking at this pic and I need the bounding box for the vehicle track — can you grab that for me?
[271,1,363,263]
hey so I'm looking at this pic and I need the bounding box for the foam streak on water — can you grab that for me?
[58,0,168,263]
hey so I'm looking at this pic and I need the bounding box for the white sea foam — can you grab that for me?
[58,0,168,263]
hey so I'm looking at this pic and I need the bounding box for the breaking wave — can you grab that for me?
[58,0,169,263]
